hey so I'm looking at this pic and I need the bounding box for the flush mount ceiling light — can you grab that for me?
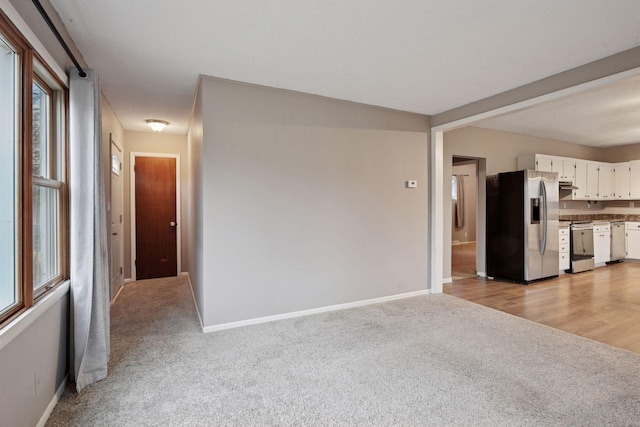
[145,119,169,132]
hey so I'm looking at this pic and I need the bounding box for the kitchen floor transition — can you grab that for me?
[444,262,640,354]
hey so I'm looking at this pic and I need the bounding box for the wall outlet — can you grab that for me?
[405,180,417,188]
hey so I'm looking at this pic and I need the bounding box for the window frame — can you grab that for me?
[0,10,69,327]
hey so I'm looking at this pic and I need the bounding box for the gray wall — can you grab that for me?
[192,77,430,328]
[188,84,204,320]
[602,142,640,163]
[0,294,68,427]
[123,130,189,278]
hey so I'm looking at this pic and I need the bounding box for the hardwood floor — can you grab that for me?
[444,262,640,354]
[451,242,476,279]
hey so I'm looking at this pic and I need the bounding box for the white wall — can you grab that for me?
[192,77,430,328]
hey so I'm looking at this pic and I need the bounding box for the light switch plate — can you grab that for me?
[406,180,418,188]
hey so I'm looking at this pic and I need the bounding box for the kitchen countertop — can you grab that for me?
[559,214,640,222]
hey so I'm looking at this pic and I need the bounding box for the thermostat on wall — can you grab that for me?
[406,180,418,188]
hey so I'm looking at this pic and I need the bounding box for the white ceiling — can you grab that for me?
[473,73,640,147]
[49,0,640,141]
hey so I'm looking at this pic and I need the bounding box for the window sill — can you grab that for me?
[0,280,70,352]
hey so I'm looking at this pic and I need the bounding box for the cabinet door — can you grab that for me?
[536,155,553,173]
[630,161,640,199]
[562,159,575,182]
[597,164,613,200]
[627,229,640,259]
[573,160,588,199]
[614,162,630,200]
[593,228,610,265]
[586,162,599,200]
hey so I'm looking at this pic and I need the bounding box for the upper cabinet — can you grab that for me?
[597,163,614,200]
[613,162,630,200]
[517,154,575,182]
[519,154,640,201]
[630,161,640,199]
[573,160,599,200]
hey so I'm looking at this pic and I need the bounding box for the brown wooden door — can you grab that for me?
[135,156,177,279]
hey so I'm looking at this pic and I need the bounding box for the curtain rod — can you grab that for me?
[32,0,87,78]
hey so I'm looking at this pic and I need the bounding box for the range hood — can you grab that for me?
[559,181,578,190]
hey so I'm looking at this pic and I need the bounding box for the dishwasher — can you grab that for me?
[570,221,595,273]
[608,221,625,263]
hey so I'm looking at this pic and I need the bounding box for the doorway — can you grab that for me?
[110,135,124,299]
[130,153,181,280]
[451,157,478,280]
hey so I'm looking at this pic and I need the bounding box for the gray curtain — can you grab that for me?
[455,175,465,228]
[69,68,110,392]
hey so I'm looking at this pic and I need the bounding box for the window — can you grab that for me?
[452,175,458,201]
[0,33,18,316]
[0,11,68,326]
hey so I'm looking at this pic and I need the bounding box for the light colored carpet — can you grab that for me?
[46,276,640,426]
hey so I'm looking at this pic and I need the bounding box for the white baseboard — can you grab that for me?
[477,271,487,277]
[36,374,68,427]
[442,277,453,284]
[124,278,134,283]
[202,288,431,333]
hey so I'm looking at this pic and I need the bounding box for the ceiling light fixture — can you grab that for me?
[145,119,169,132]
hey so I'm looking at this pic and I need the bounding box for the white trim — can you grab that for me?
[442,277,453,284]
[430,67,640,294]
[430,130,444,294]
[203,289,431,333]
[36,374,68,427]
[477,271,487,278]
[124,278,134,283]
[130,152,181,280]
[0,281,70,352]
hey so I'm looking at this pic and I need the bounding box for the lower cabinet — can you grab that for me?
[593,223,610,266]
[559,227,570,272]
[627,222,640,259]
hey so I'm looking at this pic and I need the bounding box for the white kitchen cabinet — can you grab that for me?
[553,157,576,183]
[559,227,570,272]
[573,160,599,200]
[517,154,574,181]
[613,162,630,200]
[627,222,640,260]
[517,154,552,172]
[593,223,610,266]
[597,163,614,200]
[630,161,640,199]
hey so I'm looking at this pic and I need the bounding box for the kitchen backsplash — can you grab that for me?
[559,199,640,221]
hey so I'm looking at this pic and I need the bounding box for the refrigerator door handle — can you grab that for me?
[540,180,547,255]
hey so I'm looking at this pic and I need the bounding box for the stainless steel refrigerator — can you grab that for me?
[486,170,559,283]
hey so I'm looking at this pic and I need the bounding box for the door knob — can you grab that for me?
[170,221,177,227]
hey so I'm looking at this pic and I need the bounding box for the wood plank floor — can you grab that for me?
[444,262,640,354]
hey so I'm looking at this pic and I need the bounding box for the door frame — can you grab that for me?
[130,152,181,281]
[110,134,124,299]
